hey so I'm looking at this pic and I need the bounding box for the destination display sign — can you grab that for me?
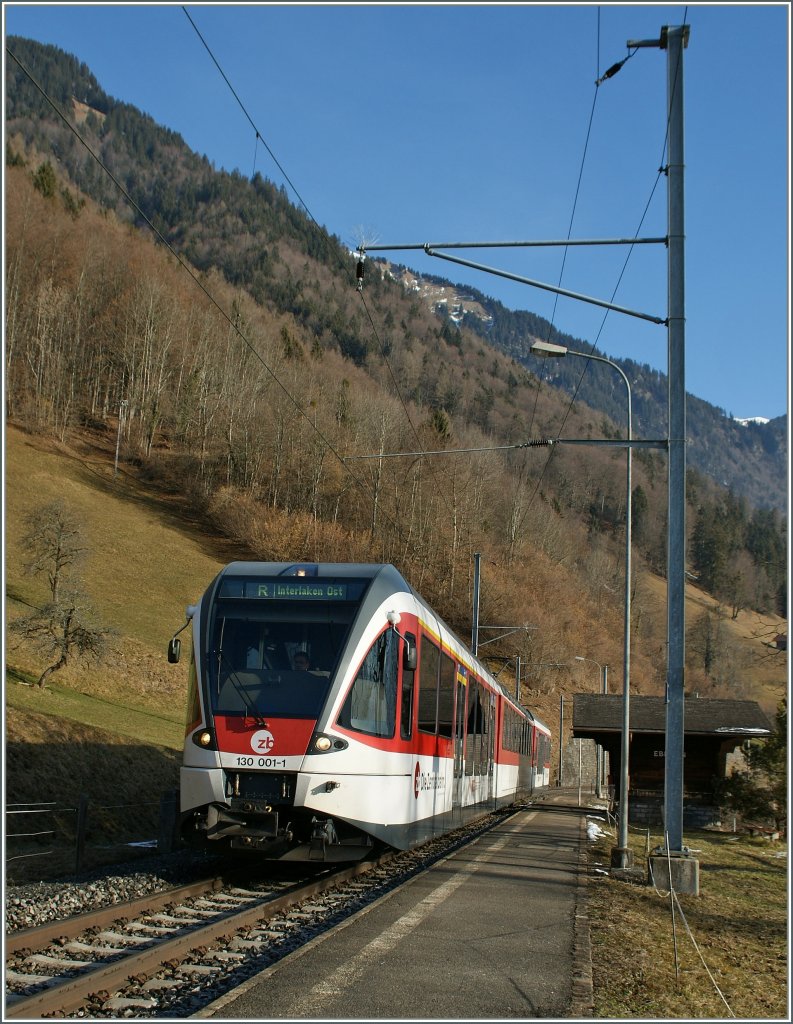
[219,578,366,601]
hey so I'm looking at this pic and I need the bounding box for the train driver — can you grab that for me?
[293,650,311,671]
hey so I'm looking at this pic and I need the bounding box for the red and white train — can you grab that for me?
[169,562,551,862]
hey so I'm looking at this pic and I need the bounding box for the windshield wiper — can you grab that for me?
[213,647,267,726]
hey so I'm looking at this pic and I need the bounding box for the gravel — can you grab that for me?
[5,806,523,936]
[4,848,221,933]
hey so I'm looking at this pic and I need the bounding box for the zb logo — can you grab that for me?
[250,729,275,754]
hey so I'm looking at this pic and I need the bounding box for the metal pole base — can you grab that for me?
[610,845,634,869]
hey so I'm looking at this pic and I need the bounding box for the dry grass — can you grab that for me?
[5,666,184,749]
[4,424,225,709]
[640,573,787,715]
[586,816,789,1019]
[4,425,211,883]
[4,424,224,654]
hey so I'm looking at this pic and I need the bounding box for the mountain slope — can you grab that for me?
[386,266,788,512]
[5,34,786,513]
[5,423,785,726]
[4,38,787,642]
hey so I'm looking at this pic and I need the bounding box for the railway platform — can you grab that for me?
[198,788,599,1020]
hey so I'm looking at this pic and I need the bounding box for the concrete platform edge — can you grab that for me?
[569,811,595,1018]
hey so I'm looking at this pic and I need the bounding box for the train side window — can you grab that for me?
[338,628,398,737]
[417,636,440,734]
[437,652,455,738]
[400,632,416,740]
[465,684,480,775]
[478,683,490,774]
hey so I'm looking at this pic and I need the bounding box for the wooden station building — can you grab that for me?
[572,694,773,827]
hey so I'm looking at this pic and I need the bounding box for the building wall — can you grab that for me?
[629,795,723,829]
[556,737,603,793]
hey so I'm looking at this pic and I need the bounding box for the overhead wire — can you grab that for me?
[520,8,675,539]
[572,6,690,422]
[181,4,659,561]
[514,7,612,524]
[182,6,315,229]
[566,6,690,397]
[541,9,639,427]
[180,5,686,574]
[180,6,459,526]
[507,8,691,689]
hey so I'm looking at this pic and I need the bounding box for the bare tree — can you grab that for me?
[10,501,113,687]
[22,500,84,604]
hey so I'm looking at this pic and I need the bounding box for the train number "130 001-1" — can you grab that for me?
[234,755,287,768]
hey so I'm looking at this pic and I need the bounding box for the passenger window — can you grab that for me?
[437,652,455,738]
[338,629,398,737]
[465,684,480,775]
[474,683,489,774]
[417,636,440,734]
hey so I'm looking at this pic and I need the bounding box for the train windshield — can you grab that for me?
[206,576,369,718]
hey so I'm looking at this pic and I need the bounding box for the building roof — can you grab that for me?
[572,694,772,738]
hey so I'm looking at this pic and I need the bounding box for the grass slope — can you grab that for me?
[587,818,788,1019]
[4,423,230,878]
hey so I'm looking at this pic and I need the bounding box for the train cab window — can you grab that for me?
[212,623,341,717]
[206,577,362,718]
[437,652,456,738]
[417,636,440,734]
[400,632,416,740]
[338,628,398,737]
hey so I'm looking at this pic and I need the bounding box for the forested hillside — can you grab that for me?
[395,268,788,512]
[4,36,787,708]
[6,35,787,511]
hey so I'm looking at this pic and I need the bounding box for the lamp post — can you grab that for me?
[575,655,607,693]
[575,656,608,798]
[532,341,632,868]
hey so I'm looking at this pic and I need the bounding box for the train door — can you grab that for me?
[530,724,538,791]
[486,691,496,805]
[399,632,416,741]
[452,666,468,812]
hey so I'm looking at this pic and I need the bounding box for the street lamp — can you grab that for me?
[575,655,608,690]
[532,340,632,868]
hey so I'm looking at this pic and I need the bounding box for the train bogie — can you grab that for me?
[171,562,551,862]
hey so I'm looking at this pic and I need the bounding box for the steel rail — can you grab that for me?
[4,875,227,955]
[5,858,388,1019]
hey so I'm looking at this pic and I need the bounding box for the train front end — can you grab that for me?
[175,562,391,862]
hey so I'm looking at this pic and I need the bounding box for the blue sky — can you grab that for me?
[4,3,790,420]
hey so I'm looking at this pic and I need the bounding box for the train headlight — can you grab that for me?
[310,733,347,754]
[192,728,216,749]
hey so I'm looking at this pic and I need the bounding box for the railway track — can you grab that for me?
[5,806,522,1018]
[5,860,381,1018]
